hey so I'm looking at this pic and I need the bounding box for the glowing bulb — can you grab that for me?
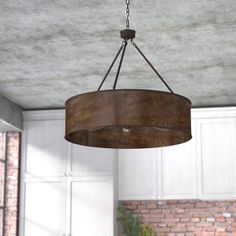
[122,126,131,133]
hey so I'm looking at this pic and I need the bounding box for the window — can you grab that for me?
[0,133,6,236]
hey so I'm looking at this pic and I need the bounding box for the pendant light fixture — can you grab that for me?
[65,0,192,149]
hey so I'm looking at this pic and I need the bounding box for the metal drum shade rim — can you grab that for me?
[65,89,192,106]
[65,89,192,149]
[65,128,192,149]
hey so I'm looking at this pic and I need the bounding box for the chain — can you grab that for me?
[125,0,130,29]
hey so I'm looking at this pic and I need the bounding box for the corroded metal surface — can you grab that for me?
[65,89,192,148]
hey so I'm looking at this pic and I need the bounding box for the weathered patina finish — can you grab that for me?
[65,89,191,148]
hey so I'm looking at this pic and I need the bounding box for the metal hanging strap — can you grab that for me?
[113,41,128,90]
[131,41,174,94]
[97,43,125,91]
[98,0,174,94]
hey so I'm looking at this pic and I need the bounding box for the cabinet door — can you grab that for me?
[70,178,113,236]
[118,149,157,200]
[24,120,66,177]
[197,118,236,199]
[24,180,65,236]
[69,145,114,176]
[157,121,197,199]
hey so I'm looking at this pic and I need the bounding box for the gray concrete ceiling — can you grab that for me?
[0,0,236,109]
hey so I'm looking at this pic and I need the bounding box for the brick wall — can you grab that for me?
[122,200,236,236]
[0,133,20,236]
[0,133,5,206]
[0,132,5,235]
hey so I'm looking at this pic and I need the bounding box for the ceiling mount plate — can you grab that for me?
[120,29,136,40]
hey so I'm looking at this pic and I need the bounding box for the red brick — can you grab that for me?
[122,199,236,236]
[155,227,170,233]
[195,202,214,208]
[216,227,226,232]
[1,132,20,236]
[216,217,225,222]
[147,203,157,209]
[126,205,137,210]
[163,218,180,223]
[171,226,188,232]
[228,207,236,212]
[206,217,214,221]
[198,233,214,236]
[150,209,162,213]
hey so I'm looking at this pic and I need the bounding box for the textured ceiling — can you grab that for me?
[0,0,236,109]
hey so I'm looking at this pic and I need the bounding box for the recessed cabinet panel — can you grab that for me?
[24,181,65,236]
[21,111,116,236]
[159,124,197,199]
[70,145,113,176]
[25,120,66,177]
[198,118,236,198]
[118,149,157,200]
[70,179,113,236]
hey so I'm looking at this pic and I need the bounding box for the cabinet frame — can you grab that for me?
[20,110,117,236]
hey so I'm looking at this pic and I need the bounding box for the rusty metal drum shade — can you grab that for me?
[65,89,191,149]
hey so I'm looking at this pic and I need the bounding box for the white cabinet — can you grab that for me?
[196,117,236,199]
[118,149,157,200]
[70,178,113,236]
[118,124,198,200]
[118,143,198,200]
[24,120,66,177]
[118,108,236,200]
[157,120,197,199]
[20,110,116,236]
[158,143,197,199]
[69,144,114,176]
[24,180,66,236]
